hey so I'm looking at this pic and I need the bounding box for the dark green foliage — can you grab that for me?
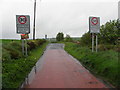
[97,44,119,51]
[27,40,37,50]
[56,32,64,41]
[80,32,91,46]
[36,39,46,45]
[2,41,22,60]
[2,39,46,61]
[27,39,46,50]
[2,48,11,61]
[64,42,119,88]
[99,19,120,45]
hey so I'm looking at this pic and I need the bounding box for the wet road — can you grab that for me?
[25,43,108,88]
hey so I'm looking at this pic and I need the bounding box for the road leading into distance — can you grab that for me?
[25,43,108,88]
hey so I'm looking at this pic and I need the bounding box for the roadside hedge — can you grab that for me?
[2,39,46,61]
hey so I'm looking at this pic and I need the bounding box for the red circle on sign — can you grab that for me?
[91,17,98,25]
[18,16,27,24]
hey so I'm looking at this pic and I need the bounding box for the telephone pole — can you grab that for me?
[33,0,36,40]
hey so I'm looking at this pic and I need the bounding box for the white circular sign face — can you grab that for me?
[91,17,98,25]
[18,16,27,24]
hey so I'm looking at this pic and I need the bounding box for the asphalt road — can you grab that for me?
[25,43,108,88]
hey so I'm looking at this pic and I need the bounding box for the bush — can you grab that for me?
[99,19,119,45]
[27,40,37,50]
[2,48,11,61]
[80,32,92,46]
[98,44,119,51]
[2,39,46,61]
[10,41,22,50]
[36,39,46,46]
[27,39,46,50]
[2,42,22,60]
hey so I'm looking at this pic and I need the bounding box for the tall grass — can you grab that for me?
[64,42,119,88]
[2,39,48,88]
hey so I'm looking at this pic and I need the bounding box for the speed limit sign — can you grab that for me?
[89,17,100,33]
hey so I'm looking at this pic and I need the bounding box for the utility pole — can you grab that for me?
[33,0,36,40]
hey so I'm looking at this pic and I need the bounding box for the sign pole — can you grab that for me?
[92,33,94,52]
[25,39,28,56]
[33,0,36,40]
[96,34,98,52]
[22,39,25,55]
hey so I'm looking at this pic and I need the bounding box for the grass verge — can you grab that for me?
[2,41,48,88]
[64,42,119,88]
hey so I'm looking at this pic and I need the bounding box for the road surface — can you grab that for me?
[25,43,108,88]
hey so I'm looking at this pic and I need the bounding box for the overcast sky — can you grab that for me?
[0,0,119,39]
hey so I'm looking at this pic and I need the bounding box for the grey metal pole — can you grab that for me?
[33,0,36,40]
[92,33,94,52]
[96,34,98,52]
[22,39,24,55]
[25,39,28,56]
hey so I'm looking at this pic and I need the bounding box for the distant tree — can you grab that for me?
[56,32,64,41]
[65,34,72,42]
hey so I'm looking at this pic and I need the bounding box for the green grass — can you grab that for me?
[64,42,119,88]
[2,40,48,88]
[1,39,20,43]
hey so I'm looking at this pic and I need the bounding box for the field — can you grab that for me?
[2,39,48,88]
[64,42,119,88]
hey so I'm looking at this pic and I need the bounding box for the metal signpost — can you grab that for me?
[16,15,30,56]
[21,34,29,56]
[33,0,36,40]
[89,17,100,52]
[118,1,120,20]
